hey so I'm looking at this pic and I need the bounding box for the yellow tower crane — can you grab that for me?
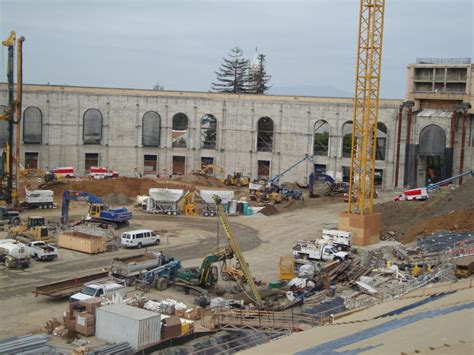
[348,0,386,216]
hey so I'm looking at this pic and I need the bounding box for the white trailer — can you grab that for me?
[23,190,55,209]
[0,239,30,268]
[199,190,234,217]
[141,188,185,215]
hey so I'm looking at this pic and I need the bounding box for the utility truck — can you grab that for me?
[0,239,30,268]
[27,241,58,261]
[321,229,352,250]
[292,240,348,262]
[22,190,55,209]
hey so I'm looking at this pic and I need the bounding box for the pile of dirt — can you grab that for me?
[375,177,474,243]
[258,204,279,216]
[175,174,226,188]
[402,209,474,244]
[102,192,133,205]
[49,177,194,200]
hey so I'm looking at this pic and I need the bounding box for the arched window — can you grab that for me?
[313,120,329,156]
[142,111,161,147]
[23,106,43,144]
[342,121,353,158]
[0,105,8,147]
[419,124,446,156]
[172,113,188,148]
[201,114,217,149]
[83,109,103,144]
[257,116,274,152]
[375,122,387,161]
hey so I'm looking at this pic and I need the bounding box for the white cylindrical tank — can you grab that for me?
[149,188,184,202]
[0,239,29,259]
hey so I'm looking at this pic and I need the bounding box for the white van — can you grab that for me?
[70,281,125,303]
[121,229,160,248]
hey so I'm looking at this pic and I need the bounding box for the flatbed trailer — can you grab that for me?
[32,271,109,298]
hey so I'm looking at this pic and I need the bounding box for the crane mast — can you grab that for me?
[348,0,386,215]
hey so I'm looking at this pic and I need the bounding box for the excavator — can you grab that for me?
[175,246,234,289]
[193,164,224,178]
[61,190,132,228]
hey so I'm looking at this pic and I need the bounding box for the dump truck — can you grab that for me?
[32,271,109,298]
[0,239,30,268]
[110,252,172,286]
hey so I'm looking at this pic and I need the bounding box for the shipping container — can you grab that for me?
[58,232,107,254]
[96,304,161,351]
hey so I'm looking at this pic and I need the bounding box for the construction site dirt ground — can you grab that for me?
[1,180,473,339]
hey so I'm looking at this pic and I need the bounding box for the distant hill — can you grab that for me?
[269,85,352,98]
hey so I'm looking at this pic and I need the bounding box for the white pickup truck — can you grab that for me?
[292,240,349,262]
[27,241,58,261]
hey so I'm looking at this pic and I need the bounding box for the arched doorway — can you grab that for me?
[418,124,447,185]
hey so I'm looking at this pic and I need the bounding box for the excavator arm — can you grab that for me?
[61,190,105,224]
[198,247,233,286]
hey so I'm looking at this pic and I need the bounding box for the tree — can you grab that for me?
[212,47,249,93]
[153,82,164,91]
[248,54,272,94]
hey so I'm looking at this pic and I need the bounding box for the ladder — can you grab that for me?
[214,197,264,308]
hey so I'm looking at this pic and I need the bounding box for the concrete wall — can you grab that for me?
[0,84,402,189]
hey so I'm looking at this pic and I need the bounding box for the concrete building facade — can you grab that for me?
[0,85,400,189]
[1,58,473,190]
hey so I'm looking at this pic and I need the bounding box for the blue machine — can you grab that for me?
[61,190,132,227]
[426,170,473,191]
[140,260,181,290]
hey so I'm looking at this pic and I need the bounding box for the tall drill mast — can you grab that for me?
[348,0,386,215]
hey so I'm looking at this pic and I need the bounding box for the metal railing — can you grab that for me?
[416,58,471,65]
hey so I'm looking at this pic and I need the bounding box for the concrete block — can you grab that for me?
[338,211,381,246]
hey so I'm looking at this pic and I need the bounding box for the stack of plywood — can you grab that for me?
[58,231,107,254]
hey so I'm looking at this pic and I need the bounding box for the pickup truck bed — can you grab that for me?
[32,271,109,298]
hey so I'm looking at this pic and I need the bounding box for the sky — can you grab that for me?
[0,0,472,99]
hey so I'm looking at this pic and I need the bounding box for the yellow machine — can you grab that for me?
[183,191,198,216]
[279,256,295,282]
[194,164,224,177]
[88,203,107,218]
[223,172,249,187]
[221,261,245,282]
[9,216,54,243]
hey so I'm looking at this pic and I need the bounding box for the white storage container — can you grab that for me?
[96,304,161,351]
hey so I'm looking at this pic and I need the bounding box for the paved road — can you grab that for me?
[0,214,260,299]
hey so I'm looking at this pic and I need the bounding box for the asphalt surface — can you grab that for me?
[0,214,260,299]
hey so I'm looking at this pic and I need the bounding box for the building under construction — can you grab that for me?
[0,58,473,190]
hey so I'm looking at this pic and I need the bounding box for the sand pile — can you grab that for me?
[175,174,226,188]
[375,177,474,243]
[102,192,133,205]
[50,177,193,200]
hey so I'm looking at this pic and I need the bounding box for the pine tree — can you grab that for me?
[248,54,272,94]
[212,47,250,93]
